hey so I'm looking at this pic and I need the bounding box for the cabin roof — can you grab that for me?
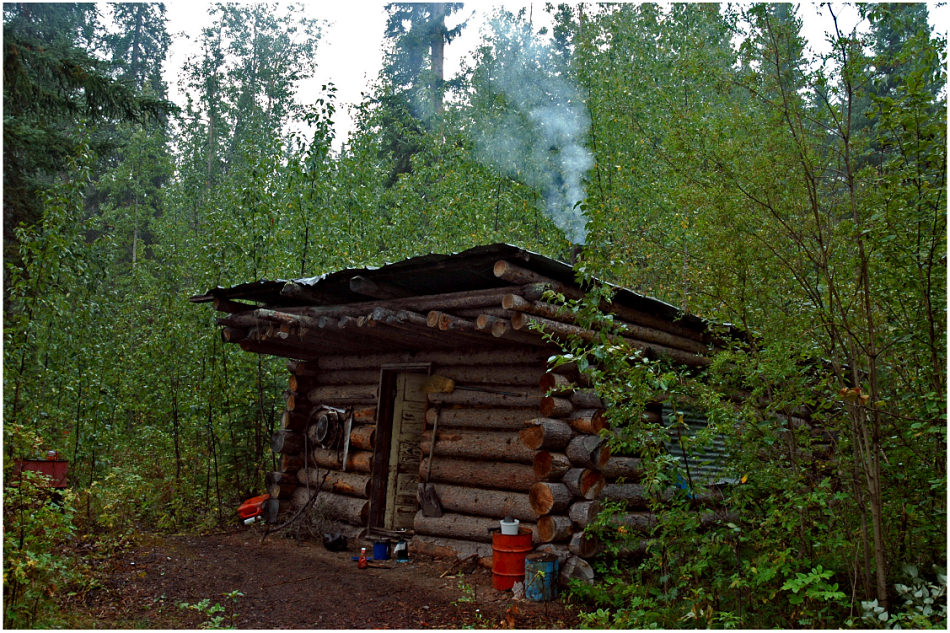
[190,243,714,333]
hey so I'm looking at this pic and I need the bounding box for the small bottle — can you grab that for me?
[357,547,368,569]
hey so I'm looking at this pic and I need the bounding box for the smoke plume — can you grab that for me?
[472,14,593,244]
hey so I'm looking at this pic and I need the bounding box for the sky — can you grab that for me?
[162,1,949,150]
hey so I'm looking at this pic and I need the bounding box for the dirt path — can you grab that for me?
[67,529,579,629]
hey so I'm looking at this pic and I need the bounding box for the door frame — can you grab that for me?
[367,363,430,529]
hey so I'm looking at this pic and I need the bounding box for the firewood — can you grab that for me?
[413,510,537,544]
[425,407,533,431]
[533,451,571,480]
[421,429,535,464]
[539,396,573,417]
[419,457,537,492]
[537,514,573,543]
[430,484,537,521]
[519,418,574,450]
[569,500,601,528]
[562,468,605,500]
[565,435,611,469]
[528,482,572,515]
[611,511,658,533]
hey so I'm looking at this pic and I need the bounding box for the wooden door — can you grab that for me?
[382,372,427,530]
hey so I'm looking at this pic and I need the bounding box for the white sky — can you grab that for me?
[162,1,949,150]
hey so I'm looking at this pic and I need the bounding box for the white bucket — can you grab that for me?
[500,518,520,535]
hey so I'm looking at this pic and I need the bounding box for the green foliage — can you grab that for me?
[178,590,243,629]
[3,471,89,628]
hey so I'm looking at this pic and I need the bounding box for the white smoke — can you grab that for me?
[472,14,593,244]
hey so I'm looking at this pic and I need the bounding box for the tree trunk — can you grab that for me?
[569,409,607,434]
[270,429,304,454]
[540,396,573,418]
[565,435,611,469]
[528,482,572,515]
[419,457,537,492]
[563,468,605,500]
[425,407,534,431]
[571,389,604,409]
[310,447,373,472]
[296,468,372,498]
[291,489,369,526]
[539,372,574,395]
[520,418,575,450]
[601,456,644,481]
[598,483,650,509]
[430,484,537,521]
[560,555,595,585]
[309,384,378,405]
[533,451,571,480]
[414,510,537,544]
[568,531,603,558]
[569,500,601,528]
[430,364,546,386]
[427,390,540,408]
[537,514,573,543]
[421,429,535,464]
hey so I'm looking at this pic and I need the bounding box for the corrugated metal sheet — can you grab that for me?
[190,243,725,335]
[663,405,736,486]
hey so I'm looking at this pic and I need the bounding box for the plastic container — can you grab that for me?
[237,494,270,521]
[491,527,533,591]
[373,541,390,560]
[524,552,559,601]
[499,518,520,535]
[394,540,409,562]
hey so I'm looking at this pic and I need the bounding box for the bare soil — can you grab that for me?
[64,529,580,629]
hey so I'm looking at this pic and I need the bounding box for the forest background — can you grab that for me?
[2,2,946,629]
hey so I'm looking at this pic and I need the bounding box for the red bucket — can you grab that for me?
[491,527,533,590]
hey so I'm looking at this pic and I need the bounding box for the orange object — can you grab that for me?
[237,494,270,520]
[491,528,533,590]
[358,547,368,569]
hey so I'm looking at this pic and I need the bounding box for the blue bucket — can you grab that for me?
[524,553,559,601]
[373,541,390,560]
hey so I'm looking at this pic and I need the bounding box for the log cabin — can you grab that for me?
[191,243,731,581]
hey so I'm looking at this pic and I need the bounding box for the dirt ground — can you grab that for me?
[64,528,580,629]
